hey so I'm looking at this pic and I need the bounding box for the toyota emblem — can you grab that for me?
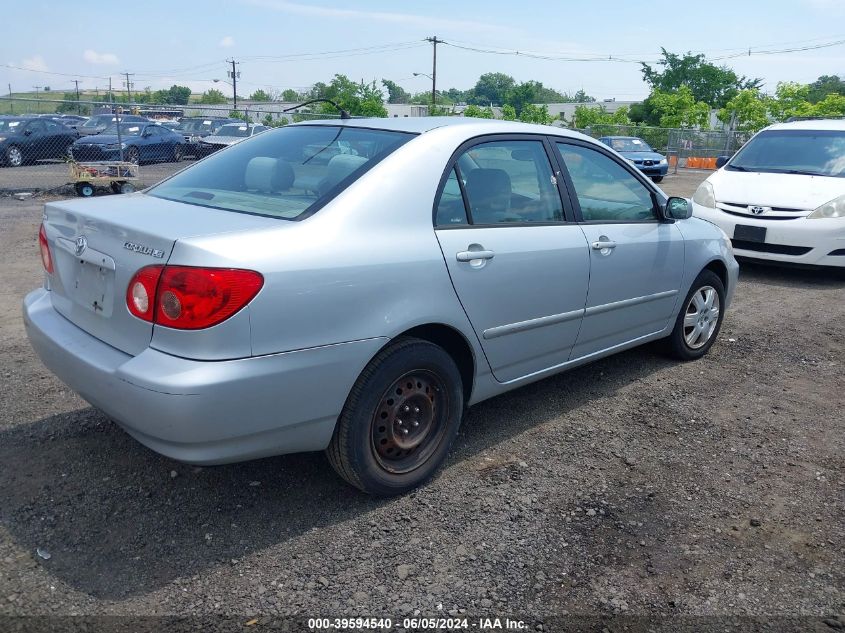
[749,206,766,215]
[74,236,88,256]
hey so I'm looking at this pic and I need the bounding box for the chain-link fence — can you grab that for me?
[0,97,342,195]
[572,124,751,173]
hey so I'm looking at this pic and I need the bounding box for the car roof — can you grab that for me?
[602,135,644,141]
[290,116,595,141]
[765,118,845,131]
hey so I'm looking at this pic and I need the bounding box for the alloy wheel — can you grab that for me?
[7,146,23,167]
[683,285,720,349]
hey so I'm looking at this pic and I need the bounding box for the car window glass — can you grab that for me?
[458,140,563,224]
[557,143,656,222]
[27,120,46,134]
[43,120,60,132]
[435,168,468,226]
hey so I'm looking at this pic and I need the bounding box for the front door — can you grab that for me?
[434,137,590,383]
[554,141,685,359]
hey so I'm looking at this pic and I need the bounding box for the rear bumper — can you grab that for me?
[693,203,845,268]
[23,288,386,464]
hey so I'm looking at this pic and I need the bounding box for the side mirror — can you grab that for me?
[664,196,692,220]
[715,155,730,169]
[142,131,152,138]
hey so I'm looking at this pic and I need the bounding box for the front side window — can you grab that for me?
[149,125,414,220]
[456,140,563,225]
[727,129,845,177]
[557,143,656,222]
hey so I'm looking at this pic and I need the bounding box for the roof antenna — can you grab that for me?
[282,98,352,120]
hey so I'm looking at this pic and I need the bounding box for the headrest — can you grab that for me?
[245,157,294,192]
[464,168,512,221]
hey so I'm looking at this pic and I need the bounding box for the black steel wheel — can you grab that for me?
[326,337,464,496]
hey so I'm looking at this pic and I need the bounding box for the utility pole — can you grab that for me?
[425,36,442,112]
[108,76,114,107]
[33,86,42,100]
[123,72,134,103]
[7,84,12,114]
[73,79,82,114]
[227,59,240,110]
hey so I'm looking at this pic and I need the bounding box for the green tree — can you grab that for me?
[518,103,553,125]
[648,86,710,128]
[199,89,228,104]
[572,104,630,128]
[381,79,411,104]
[810,92,845,118]
[470,72,515,106]
[262,113,289,127]
[56,91,90,115]
[501,104,517,121]
[249,89,272,101]
[281,89,300,102]
[311,75,387,117]
[807,75,845,103]
[718,89,769,132]
[570,89,595,103]
[641,49,762,108]
[463,104,493,119]
[767,82,814,121]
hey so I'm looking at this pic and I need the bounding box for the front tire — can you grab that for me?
[171,144,183,163]
[665,270,725,360]
[651,175,664,183]
[125,146,140,164]
[326,337,464,496]
[5,145,23,168]
[75,182,95,197]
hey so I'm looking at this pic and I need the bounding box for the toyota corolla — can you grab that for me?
[24,117,738,496]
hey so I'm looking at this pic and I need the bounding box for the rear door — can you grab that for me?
[434,136,590,383]
[553,140,685,359]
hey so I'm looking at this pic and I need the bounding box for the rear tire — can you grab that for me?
[664,270,725,361]
[326,337,464,496]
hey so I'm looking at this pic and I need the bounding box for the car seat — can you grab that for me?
[245,157,295,193]
[464,168,512,224]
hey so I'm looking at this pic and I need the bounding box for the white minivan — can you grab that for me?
[691,119,845,268]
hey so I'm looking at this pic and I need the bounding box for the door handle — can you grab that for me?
[456,250,495,262]
[591,239,617,250]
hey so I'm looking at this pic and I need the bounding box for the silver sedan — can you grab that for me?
[23,117,738,495]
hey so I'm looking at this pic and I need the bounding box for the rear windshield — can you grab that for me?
[727,129,845,177]
[149,125,415,220]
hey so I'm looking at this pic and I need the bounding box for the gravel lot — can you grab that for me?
[0,169,843,629]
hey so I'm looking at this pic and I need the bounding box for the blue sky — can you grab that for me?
[3,0,845,100]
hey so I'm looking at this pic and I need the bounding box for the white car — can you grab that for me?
[691,119,845,268]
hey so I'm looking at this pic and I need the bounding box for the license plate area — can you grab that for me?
[733,224,767,243]
[72,259,115,316]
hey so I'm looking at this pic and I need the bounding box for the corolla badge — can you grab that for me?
[74,236,88,256]
[123,241,165,258]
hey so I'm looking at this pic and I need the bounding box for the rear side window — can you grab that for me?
[149,126,414,220]
[435,140,563,226]
[435,168,468,226]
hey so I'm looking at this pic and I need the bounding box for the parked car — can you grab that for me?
[39,114,89,130]
[176,117,240,157]
[598,136,669,182]
[692,119,845,268]
[195,123,269,156]
[24,118,738,495]
[69,122,184,164]
[0,116,79,167]
[76,114,149,137]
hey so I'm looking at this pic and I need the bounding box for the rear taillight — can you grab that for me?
[126,265,263,330]
[126,265,164,322]
[39,224,54,274]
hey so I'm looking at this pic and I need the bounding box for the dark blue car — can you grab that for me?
[598,136,668,182]
[70,122,184,164]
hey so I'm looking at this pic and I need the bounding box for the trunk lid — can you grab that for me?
[43,193,278,356]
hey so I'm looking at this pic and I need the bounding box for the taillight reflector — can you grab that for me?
[126,265,263,330]
[39,224,54,274]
